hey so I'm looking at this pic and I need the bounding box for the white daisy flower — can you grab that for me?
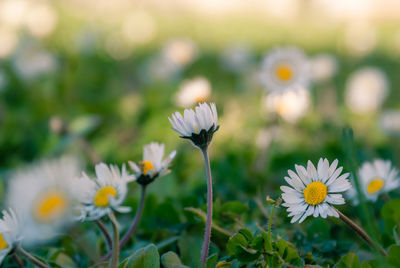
[310,54,338,82]
[259,47,310,93]
[281,158,351,223]
[0,209,22,264]
[262,86,311,123]
[168,102,219,149]
[347,159,400,203]
[75,163,135,221]
[345,67,389,114]
[162,38,198,67]
[175,77,212,108]
[129,142,176,186]
[6,157,81,246]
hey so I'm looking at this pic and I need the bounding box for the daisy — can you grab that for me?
[345,67,388,114]
[347,159,400,203]
[262,86,311,123]
[175,77,212,108]
[281,158,351,223]
[6,157,81,246]
[129,142,176,186]
[259,47,310,93]
[75,163,134,221]
[168,102,219,149]
[0,209,21,264]
[162,38,198,67]
[310,54,338,82]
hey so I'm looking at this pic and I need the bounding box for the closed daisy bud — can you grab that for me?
[6,157,81,246]
[129,142,176,186]
[259,47,310,93]
[281,158,351,223]
[169,102,219,149]
[74,163,135,221]
[347,159,400,204]
[0,209,22,264]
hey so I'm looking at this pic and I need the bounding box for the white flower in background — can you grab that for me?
[162,38,198,67]
[0,209,22,264]
[259,47,310,93]
[6,157,81,246]
[220,43,253,73]
[262,87,311,123]
[0,26,18,58]
[345,67,389,113]
[344,21,376,57]
[281,158,351,223]
[129,142,176,186]
[0,0,28,29]
[13,45,57,79]
[146,55,181,82]
[121,10,157,45]
[24,2,58,38]
[380,110,400,136]
[347,159,400,204]
[169,102,219,149]
[74,163,134,221]
[310,54,338,82]
[175,77,212,107]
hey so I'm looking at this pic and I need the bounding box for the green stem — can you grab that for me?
[267,205,274,250]
[334,208,387,256]
[17,246,50,268]
[96,220,112,250]
[342,128,377,239]
[200,148,213,267]
[108,212,120,268]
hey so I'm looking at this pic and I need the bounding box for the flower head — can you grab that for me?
[345,67,388,114]
[347,159,400,203]
[129,142,176,186]
[169,102,219,149]
[281,158,351,223]
[6,157,81,246]
[310,54,338,82]
[74,163,134,221]
[259,47,310,93]
[175,77,212,108]
[0,209,22,264]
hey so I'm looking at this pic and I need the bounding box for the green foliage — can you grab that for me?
[122,244,160,268]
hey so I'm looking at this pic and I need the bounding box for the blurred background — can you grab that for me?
[1,0,400,264]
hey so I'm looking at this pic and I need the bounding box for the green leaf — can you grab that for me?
[125,244,160,268]
[388,245,400,267]
[226,233,248,256]
[161,251,189,268]
[238,228,253,242]
[206,253,218,268]
[337,253,360,268]
[178,233,202,268]
[221,201,249,215]
[381,199,400,231]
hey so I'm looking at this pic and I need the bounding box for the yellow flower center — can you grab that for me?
[195,96,207,103]
[94,186,117,207]
[140,160,155,175]
[0,234,8,250]
[34,191,68,223]
[194,125,199,134]
[276,64,293,81]
[303,181,328,206]
[366,178,384,194]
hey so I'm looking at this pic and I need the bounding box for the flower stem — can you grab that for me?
[267,205,274,250]
[109,211,120,268]
[200,148,213,267]
[17,246,50,268]
[334,207,387,256]
[100,185,147,262]
[13,253,24,267]
[96,220,112,250]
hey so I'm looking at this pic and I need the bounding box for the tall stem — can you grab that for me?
[108,211,120,268]
[96,220,112,250]
[200,148,213,267]
[100,185,147,262]
[17,246,50,268]
[334,208,387,256]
